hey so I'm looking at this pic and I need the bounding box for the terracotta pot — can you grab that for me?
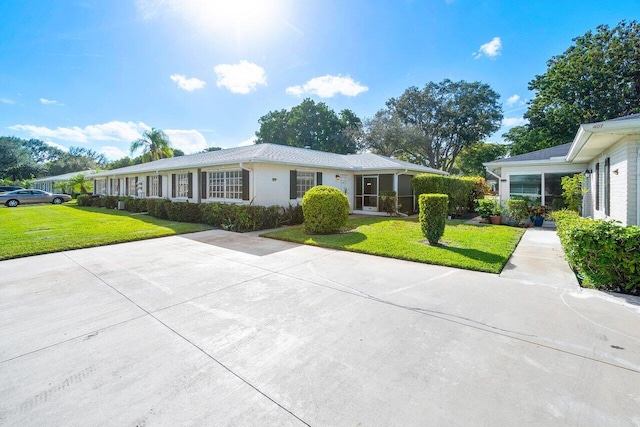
[489,215,502,225]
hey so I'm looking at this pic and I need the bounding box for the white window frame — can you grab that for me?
[95,179,106,195]
[206,170,243,200]
[128,178,137,196]
[176,173,189,198]
[296,171,315,199]
[148,176,159,197]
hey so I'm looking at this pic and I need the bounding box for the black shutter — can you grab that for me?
[125,177,129,195]
[146,176,150,196]
[187,173,193,198]
[290,170,297,199]
[604,158,610,216]
[595,163,600,210]
[158,175,163,197]
[172,174,176,198]
[93,180,97,195]
[242,169,250,200]
[201,172,207,199]
[316,172,322,186]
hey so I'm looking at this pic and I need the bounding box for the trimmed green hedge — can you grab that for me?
[413,174,477,216]
[419,193,448,245]
[302,185,350,234]
[553,210,640,293]
[77,196,304,233]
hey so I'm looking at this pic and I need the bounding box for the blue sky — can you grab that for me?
[1,1,637,160]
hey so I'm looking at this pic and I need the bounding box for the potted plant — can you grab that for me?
[477,199,495,223]
[489,200,503,225]
[528,204,548,227]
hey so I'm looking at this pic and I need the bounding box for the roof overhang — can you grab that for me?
[566,117,640,163]
[483,159,571,168]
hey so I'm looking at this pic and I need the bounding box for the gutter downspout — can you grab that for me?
[637,147,640,226]
[484,167,502,181]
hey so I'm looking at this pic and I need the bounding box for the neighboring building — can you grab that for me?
[32,170,98,194]
[485,114,640,226]
[91,143,447,214]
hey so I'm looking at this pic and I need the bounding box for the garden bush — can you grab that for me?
[146,198,171,219]
[165,201,202,223]
[506,199,529,224]
[123,197,147,213]
[301,185,349,234]
[76,194,92,207]
[553,210,640,293]
[419,193,448,245]
[379,191,398,216]
[413,174,476,216]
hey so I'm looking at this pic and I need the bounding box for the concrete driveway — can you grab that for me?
[1,229,639,426]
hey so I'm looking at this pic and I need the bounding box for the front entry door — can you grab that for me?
[363,176,378,211]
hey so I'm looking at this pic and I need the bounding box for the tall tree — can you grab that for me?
[130,128,174,162]
[506,20,640,155]
[453,142,508,176]
[388,79,503,172]
[255,99,361,154]
[362,108,422,158]
[0,136,42,180]
[47,147,106,175]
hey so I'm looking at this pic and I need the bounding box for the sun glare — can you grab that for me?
[180,0,286,41]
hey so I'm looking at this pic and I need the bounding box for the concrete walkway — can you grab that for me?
[1,228,639,426]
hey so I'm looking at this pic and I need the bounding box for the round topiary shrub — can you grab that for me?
[302,185,350,234]
[419,193,448,245]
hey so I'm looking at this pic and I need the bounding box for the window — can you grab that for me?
[148,176,159,197]
[94,179,106,195]
[127,178,136,196]
[604,158,610,216]
[176,173,189,198]
[296,171,315,198]
[206,171,242,199]
[509,174,541,204]
[110,179,120,195]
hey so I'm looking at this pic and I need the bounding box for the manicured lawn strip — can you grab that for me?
[0,202,212,260]
[261,217,525,273]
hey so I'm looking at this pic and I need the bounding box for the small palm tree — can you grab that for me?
[68,173,93,194]
[130,128,174,163]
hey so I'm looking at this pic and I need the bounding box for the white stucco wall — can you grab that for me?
[250,163,352,208]
[587,136,639,226]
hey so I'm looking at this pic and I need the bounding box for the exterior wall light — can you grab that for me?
[584,169,592,177]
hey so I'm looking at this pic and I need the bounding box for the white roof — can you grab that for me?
[32,169,98,183]
[92,143,446,177]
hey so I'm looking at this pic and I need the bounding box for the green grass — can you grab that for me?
[0,202,212,260]
[261,217,525,273]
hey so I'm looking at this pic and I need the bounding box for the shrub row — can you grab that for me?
[412,174,481,216]
[76,195,304,232]
[553,210,640,293]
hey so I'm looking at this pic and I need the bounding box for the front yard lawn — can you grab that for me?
[0,202,212,260]
[261,217,525,273]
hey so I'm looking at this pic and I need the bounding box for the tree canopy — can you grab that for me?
[130,128,174,162]
[361,108,422,158]
[387,79,503,172]
[453,142,508,176]
[255,98,362,154]
[506,20,640,155]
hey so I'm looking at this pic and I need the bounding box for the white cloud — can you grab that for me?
[164,129,208,153]
[1,98,15,104]
[506,94,520,106]
[286,75,368,98]
[502,117,528,127]
[473,37,502,59]
[214,60,267,94]
[44,140,69,152]
[40,98,64,105]
[237,136,256,147]
[9,121,149,143]
[99,145,129,160]
[170,74,207,91]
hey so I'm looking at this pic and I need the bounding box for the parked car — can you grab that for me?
[0,186,24,193]
[0,190,72,207]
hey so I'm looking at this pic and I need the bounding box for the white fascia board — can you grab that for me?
[484,159,571,168]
